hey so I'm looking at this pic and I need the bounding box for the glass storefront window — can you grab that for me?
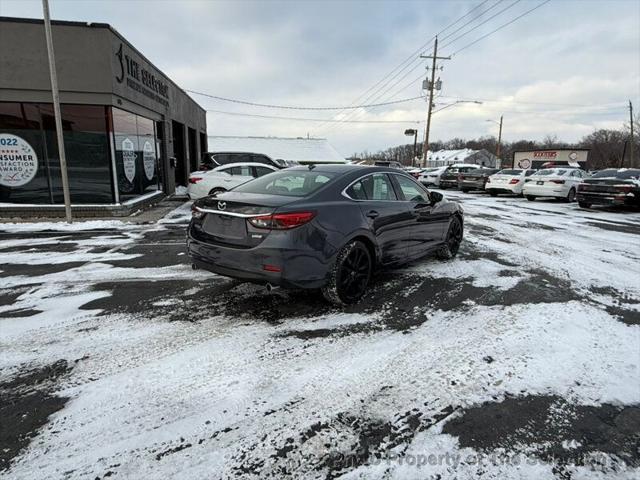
[1,102,163,205]
[1,102,113,204]
[112,107,160,201]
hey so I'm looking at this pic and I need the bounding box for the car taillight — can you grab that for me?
[191,204,204,219]
[550,180,565,184]
[189,177,203,184]
[509,179,519,184]
[577,183,586,191]
[248,211,316,230]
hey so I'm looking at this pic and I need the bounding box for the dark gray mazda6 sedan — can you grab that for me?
[187,164,464,304]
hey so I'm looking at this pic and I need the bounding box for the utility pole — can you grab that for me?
[629,100,635,167]
[42,0,72,223]
[420,37,450,167]
[496,115,503,159]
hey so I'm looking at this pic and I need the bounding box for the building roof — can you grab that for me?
[207,136,346,164]
[427,149,480,163]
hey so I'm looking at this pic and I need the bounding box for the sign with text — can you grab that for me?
[114,42,170,109]
[513,150,589,169]
[0,134,38,187]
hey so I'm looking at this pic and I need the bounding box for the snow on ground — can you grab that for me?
[0,193,639,479]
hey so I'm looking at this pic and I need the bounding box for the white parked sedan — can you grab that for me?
[522,167,589,202]
[417,166,448,187]
[486,168,536,196]
[187,162,278,199]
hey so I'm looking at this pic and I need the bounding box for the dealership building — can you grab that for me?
[512,149,590,170]
[0,17,207,215]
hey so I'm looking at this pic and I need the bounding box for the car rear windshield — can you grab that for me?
[497,169,522,175]
[232,170,336,196]
[536,168,566,176]
[592,169,640,179]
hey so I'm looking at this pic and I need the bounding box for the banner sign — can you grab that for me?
[0,133,38,187]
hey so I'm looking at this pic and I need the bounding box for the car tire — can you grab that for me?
[437,216,463,260]
[321,240,372,305]
[578,201,591,209]
[209,187,226,196]
[565,188,576,203]
[526,195,536,201]
[489,191,498,197]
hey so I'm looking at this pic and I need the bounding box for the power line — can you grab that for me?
[186,89,424,110]
[439,0,523,51]
[314,0,492,125]
[377,1,553,102]
[315,0,496,133]
[448,0,553,56]
[205,108,422,124]
[439,0,507,43]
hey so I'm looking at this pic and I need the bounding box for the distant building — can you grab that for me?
[426,149,499,168]
[207,136,346,165]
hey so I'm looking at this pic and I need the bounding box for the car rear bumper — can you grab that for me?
[486,185,519,194]
[439,179,459,188]
[576,192,633,206]
[187,232,331,289]
[522,184,568,198]
[459,180,486,190]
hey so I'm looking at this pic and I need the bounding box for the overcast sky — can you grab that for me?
[2,0,639,156]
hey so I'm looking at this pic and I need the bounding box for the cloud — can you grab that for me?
[2,0,638,156]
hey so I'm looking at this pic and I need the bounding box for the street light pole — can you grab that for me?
[404,129,418,167]
[486,115,504,167]
[497,115,503,159]
[42,0,72,223]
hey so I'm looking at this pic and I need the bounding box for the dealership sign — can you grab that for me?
[513,150,588,169]
[115,43,170,108]
[122,138,137,183]
[143,141,155,180]
[0,134,38,187]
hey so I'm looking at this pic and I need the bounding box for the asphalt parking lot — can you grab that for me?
[1,193,639,479]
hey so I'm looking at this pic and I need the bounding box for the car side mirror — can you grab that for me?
[430,191,444,204]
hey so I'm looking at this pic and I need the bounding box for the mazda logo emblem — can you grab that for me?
[217,201,226,211]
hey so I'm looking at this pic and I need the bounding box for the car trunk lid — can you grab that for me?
[194,192,299,248]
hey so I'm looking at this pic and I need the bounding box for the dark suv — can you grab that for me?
[459,168,500,192]
[439,165,481,189]
[201,152,298,170]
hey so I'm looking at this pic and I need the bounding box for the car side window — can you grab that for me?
[346,180,368,200]
[228,166,252,176]
[254,166,274,177]
[394,174,428,202]
[346,174,397,201]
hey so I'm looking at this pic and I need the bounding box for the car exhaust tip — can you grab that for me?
[266,283,280,293]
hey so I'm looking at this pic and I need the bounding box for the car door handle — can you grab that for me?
[366,210,379,219]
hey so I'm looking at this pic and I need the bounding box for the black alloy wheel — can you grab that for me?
[437,216,463,259]
[322,241,372,305]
